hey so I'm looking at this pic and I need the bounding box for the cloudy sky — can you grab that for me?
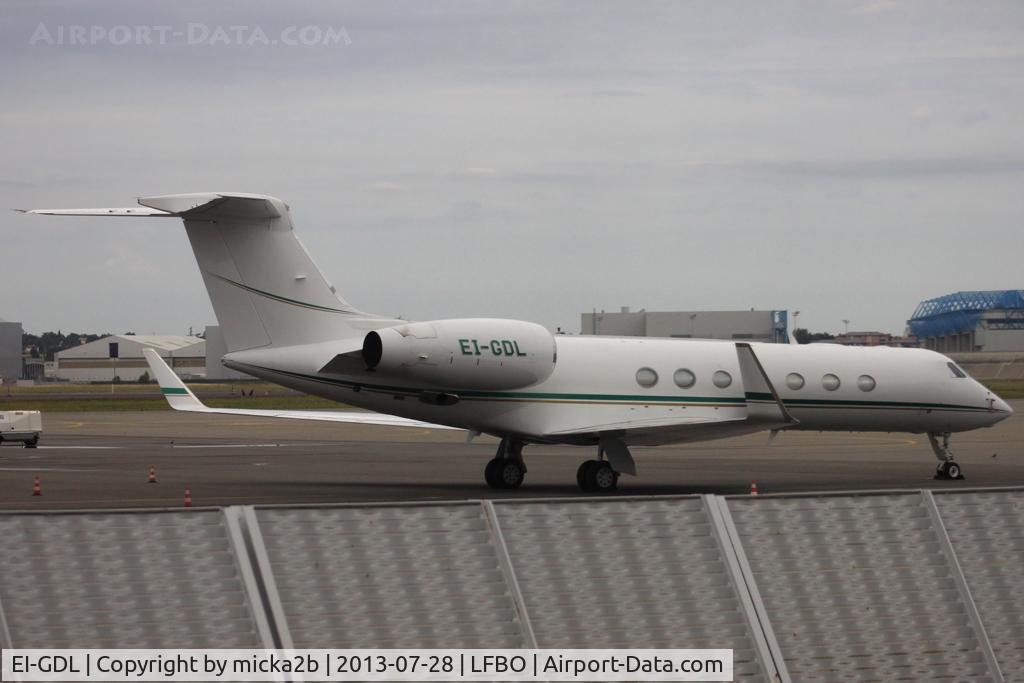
[2,0,1022,337]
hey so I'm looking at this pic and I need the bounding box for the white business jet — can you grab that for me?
[23,193,1012,491]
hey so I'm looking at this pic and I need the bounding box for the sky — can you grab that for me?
[2,0,1023,337]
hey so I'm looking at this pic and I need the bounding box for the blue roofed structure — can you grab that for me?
[908,290,1024,353]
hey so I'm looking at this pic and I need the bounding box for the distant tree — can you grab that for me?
[112,375,121,384]
[22,331,111,360]
[137,371,151,384]
[792,328,835,344]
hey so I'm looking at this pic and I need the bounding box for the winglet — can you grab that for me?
[143,348,208,413]
[735,343,798,425]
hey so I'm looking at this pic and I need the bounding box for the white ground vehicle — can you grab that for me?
[0,410,42,448]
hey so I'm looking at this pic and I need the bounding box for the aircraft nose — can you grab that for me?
[989,393,1013,422]
[996,396,1013,416]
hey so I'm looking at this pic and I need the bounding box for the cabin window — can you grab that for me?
[712,370,732,388]
[947,362,967,379]
[786,373,805,390]
[822,373,841,391]
[857,375,876,392]
[636,367,658,388]
[673,368,696,388]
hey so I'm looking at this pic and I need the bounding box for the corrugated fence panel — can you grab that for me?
[493,498,772,681]
[936,490,1024,680]
[0,510,264,647]
[254,504,528,647]
[727,493,997,682]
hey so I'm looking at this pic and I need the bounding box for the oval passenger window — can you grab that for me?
[636,367,658,388]
[858,375,876,392]
[822,373,841,391]
[786,373,805,390]
[674,368,696,388]
[712,370,732,388]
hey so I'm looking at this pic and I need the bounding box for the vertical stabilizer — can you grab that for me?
[24,192,399,352]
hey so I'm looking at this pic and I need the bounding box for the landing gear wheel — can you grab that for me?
[576,460,595,491]
[24,436,39,449]
[485,458,503,488]
[577,460,618,493]
[936,460,963,480]
[497,459,525,489]
[589,461,619,492]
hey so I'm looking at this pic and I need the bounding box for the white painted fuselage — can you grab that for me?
[224,335,1012,445]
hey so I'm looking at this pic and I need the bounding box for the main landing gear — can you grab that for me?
[482,435,633,493]
[576,458,619,493]
[929,432,964,480]
[485,437,527,489]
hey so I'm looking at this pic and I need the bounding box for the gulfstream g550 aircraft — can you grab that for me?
[24,192,1012,491]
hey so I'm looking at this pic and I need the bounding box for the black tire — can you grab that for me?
[587,461,619,492]
[945,461,962,480]
[25,436,39,449]
[576,460,594,492]
[498,460,525,489]
[484,458,503,488]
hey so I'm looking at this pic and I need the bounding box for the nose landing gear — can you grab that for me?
[929,432,965,480]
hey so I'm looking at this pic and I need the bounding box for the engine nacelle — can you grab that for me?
[362,318,557,390]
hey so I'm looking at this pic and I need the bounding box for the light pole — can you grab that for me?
[842,319,850,334]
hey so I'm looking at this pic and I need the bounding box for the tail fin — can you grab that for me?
[25,192,393,351]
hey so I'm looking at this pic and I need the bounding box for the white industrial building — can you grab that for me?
[581,307,790,343]
[55,335,206,382]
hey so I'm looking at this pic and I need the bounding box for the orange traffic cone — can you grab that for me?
[184,487,192,508]
[148,465,157,484]
[32,476,41,496]
[750,481,759,496]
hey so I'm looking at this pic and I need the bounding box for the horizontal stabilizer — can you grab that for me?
[17,207,172,217]
[21,192,282,221]
[143,349,458,430]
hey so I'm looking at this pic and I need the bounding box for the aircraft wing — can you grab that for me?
[544,415,757,445]
[142,349,459,430]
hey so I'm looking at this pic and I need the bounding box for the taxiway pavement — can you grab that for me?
[0,402,1020,509]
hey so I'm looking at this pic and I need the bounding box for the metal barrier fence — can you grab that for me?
[2,489,1023,683]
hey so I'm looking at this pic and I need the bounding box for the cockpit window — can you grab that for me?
[947,362,967,379]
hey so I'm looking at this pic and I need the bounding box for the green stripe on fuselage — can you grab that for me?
[233,362,989,413]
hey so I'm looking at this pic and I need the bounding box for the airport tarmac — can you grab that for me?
[0,402,1020,510]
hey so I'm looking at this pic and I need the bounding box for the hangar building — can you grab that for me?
[55,334,205,382]
[0,318,22,382]
[581,307,790,343]
[908,290,1024,353]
